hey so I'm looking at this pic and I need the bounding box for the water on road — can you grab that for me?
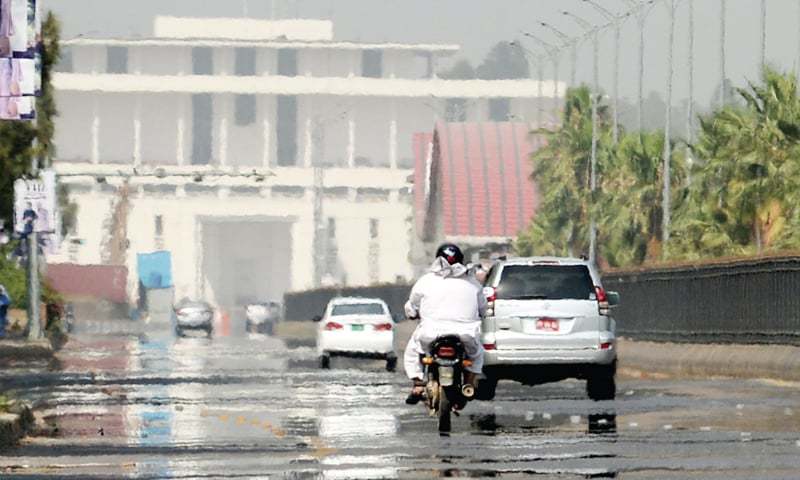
[1,319,800,479]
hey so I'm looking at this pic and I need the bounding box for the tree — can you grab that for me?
[475,40,529,80]
[671,67,800,258]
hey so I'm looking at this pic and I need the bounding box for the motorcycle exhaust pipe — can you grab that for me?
[461,383,475,398]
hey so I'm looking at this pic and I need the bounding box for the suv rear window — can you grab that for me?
[331,303,386,316]
[496,265,595,300]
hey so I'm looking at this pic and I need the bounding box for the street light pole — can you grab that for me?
[760,0,767,75]
[26,117,41,340]
[662,0,676,254]
[582,0,623,143]
[523,33,562,125]
[562,10,600,263]
[720,0,727,107]
[687,0,694,145]
[539,22,576,87]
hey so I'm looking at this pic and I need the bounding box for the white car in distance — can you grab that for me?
[315,297,397,371]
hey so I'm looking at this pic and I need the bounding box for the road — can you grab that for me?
[1,318,800,479]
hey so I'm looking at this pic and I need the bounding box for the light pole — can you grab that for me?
[510,41,546,129]
[539,22,576,87]
[582,0,627,144]
[561,10,600,263]
[624,0,656,133]
[720,0,727,107]
[760,0,767,75]
[523,32,562,124]
[662,0,677,254]
[687,0,694,145]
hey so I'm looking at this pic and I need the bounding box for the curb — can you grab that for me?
[0,403,34,449]
[617,338,800,382]
[0,339,55,361]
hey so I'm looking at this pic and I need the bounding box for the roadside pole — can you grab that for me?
[27,117,42,340]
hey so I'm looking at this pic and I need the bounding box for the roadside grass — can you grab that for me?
[0,394,10,413]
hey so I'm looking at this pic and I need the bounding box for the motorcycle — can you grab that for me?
[419,334,475,433]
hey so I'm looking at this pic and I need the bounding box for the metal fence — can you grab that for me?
[604,256,800,345]
[284,284,412,322]
[285,256,800,345]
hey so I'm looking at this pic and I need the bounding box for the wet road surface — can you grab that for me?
[1,318,800,479]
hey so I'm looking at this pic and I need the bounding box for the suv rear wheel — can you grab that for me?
[586,364,616,401]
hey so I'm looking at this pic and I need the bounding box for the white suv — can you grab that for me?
[478,257,620,401]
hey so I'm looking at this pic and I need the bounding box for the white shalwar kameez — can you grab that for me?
[403,258,487,380]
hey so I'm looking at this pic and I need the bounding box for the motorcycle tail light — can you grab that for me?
[422,356,434,365]
[437,346,456,358]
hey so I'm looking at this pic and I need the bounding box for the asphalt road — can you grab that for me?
[1,318,800,479]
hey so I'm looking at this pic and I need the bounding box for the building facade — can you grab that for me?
[49,17,561,309]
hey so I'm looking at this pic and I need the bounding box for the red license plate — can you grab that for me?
[536,318,559,332]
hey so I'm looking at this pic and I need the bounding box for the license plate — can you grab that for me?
[438,366,454,386]
[350,324,364,331]
[536,318,559,332]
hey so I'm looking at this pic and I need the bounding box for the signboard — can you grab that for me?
[0,0,40,120]
[13,169,58,252]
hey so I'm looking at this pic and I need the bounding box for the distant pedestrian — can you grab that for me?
[0,284,10,338]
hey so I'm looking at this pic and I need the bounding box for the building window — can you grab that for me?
[361,50,382,78]
[192,47,213,75]
[235,95,256,126]
[277,49,297,76]
[106,46,128,74]
[191,94,213,165]
[489,98,511,121]
[235,48,256,76]
[58,47,73,73]
[154,215,163,236]
[369,219,379,239]
[446,98,468,121]
[276,95,297,166]
[327,218,336,239]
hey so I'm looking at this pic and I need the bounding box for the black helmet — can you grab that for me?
[435,243,464,265]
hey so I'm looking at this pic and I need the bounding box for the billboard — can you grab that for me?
[0,0,40,120]
[13,169,58,252]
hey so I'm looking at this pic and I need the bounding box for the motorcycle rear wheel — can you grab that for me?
[437,386,451,433]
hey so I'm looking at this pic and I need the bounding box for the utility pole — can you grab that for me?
[760,0,767,75]
[720,0,727,107]
[311,118,325,288]
[522,33,562,124]
[686,0,695,184]
[662,0,676,254]
[27,118,41,340]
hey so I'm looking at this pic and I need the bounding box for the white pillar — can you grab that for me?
[388,101,398,169]
[91,99,100,164]
[133,96,142,166]
[217,95,230,167]
[347,113,356,168]
[176,96,186,166]
[262,97,272,167]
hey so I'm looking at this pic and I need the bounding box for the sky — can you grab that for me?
[46,0,800,115]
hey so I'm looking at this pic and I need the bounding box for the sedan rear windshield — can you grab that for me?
[331,303,386,316]
[496,265,595,300]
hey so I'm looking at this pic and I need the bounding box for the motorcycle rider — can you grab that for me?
[403,243,487,404]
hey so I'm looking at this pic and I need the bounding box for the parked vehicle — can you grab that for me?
[245,301,282,335]
[174,299,214,337]
[315,297,397,371]
[479,257,620,401]
[416,334,475,433]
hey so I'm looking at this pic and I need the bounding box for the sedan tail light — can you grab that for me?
[324,321,344,330]
[482,343,496,351]
[373,323,393,331]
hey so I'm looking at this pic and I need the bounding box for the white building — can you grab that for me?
[50,17,561,309]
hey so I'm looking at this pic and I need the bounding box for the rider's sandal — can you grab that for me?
[405,379,426,405]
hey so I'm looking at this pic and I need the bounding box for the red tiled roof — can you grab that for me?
[414,122,539,240]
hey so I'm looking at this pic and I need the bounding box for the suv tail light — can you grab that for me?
[373,323,393,331]
[595,286,610,315]
[436,346,456,358]
[484,287,496,317]
[324,321,344,330]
